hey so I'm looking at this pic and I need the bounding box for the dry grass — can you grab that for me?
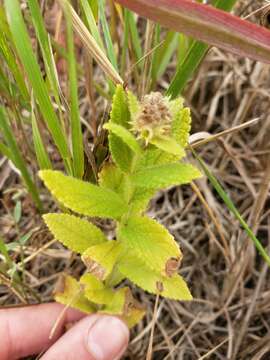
[1,1,270,359]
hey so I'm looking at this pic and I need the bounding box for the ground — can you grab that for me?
[0,1,270,359]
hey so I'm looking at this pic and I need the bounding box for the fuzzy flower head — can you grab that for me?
[130,92,172,143]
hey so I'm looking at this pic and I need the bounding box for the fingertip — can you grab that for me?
[86,316,129,360]
[41,314,129,360]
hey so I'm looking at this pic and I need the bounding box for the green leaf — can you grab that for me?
[110,85,130,127]
[101,287,129,314]
[99,163,134,204]
[136,147,177,169]
[127,91,140,120]
[150,136,185,157]
[104,123,142,155]
[43,213,106,254]
[119,216,181,276]
[130,187,156,214]
[100,286,145,327]
[118,254,192,300]
[55,274,95,313]
[109,134,134,173]
[171,106,191,148]
[80,273,114,304]
[82,241,122,280]
[107,86,134,172]
[99,163,123,191]
[39,170,128,220]
[132,162,202,189]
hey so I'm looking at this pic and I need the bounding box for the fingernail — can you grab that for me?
[87,316,129,360]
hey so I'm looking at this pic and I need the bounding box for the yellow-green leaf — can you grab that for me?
[171,107,191,148]
[119,216,181,276]
[118,254,192,300]
[99,163,124,192]
[150,135,185,157]
[110,85,130,127]
[54,274,94,313]
[82,241,122,280]
[131,163,202,189]
[39,170,128,219]
[136,147,177,169]
[80,273,114,304]
[101,287,145,327]
[104,123,142,155]
[109,134,134,172]
[43,213,106,254]
[127,91,140,119]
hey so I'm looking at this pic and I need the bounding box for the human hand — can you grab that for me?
[0,303,129,360]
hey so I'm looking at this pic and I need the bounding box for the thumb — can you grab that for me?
[41,314,129,360]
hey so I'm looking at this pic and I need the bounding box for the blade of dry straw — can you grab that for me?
[58,0,123,85]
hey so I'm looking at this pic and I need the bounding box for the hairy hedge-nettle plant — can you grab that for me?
[39,86,201,327]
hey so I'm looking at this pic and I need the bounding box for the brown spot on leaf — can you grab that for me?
[53,274,66,295]
[156,281,164,293]
[123,288,145,316]
[83,258,106,280]
[165,256,181,277]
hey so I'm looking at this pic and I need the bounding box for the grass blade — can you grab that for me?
[60,0,123,85]
[64,4,84,178]
[27,0,62,107]
[99,0,118,71]
[192,150,270,267]
[117,0,270,73]
[5,0,71,172]
[0,29,29,102]
[167,0,238,98]
[80,0,104,50]
[0,107,42,210]
[151,30,178,88]
[127,10,143,64]
[31,109,52,170]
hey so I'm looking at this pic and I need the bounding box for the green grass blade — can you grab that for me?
[127,10,142,63]
[99,0,118,71]
[166,41,208,98]
[0,31,29,102]
[31,110,52,170]
[0,235,13,267]
[151,30,178,88]
[65,5,84,178]
[80,0,104,50]
[5,0,71,172]
[0,141,13,160]
[27,0,62,108]
[193,150,270,267]
[166,0,238,98]
[0,107,42,210]
[120,9,130,77]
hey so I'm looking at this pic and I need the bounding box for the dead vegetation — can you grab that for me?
[1,1,270,359]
